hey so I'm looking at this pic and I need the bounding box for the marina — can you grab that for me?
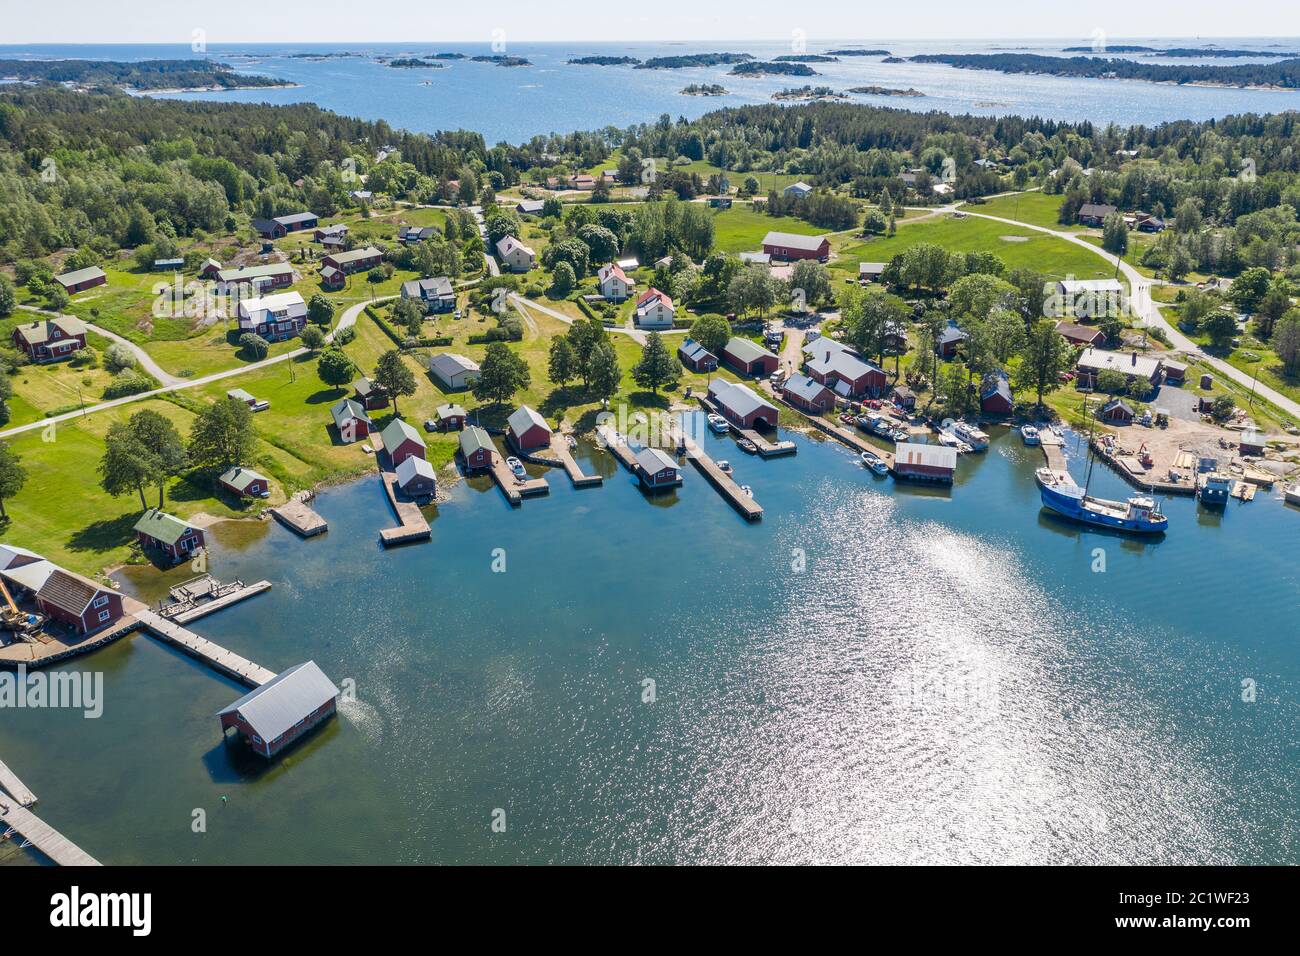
[376,456,433,546]
[520,431,605,488]
[487,449,551,504]
[158,575,272,625]
[664,419,764,521]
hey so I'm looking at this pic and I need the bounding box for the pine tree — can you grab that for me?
[631,332,682,395]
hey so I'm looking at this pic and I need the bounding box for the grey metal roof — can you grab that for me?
[217,661,339,742]
[635,447,677,474]
[761,230,827,252]
[508,405,549,437]
[54,266,105,287]
[724,336,777,365]
[782,374,831,403]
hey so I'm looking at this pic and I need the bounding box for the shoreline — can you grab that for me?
[134,81,301,95]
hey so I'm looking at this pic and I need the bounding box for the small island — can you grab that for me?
[430,53,468,60]
[636,53,754,69]
[680,83,729,96]
[908,52,1300,89]
[847,85,925,97]
[772,85,848,102]
[773,54,840,63]
[470,55,532,67]
[881,56,908,64]
[569,55,641,66]
[0,58,293,92]
[386,58,447,69]
[729,61,818,77]
[1062,45,1157,53]
[826,48,891,56]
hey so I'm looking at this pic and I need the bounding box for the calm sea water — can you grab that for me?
[1,420,1295,864]
[3,38,1300,140]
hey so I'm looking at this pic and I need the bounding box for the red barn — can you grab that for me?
[708,379,779,429]
[378,418,427,467]
[133,509,205,562]
[678,338,718,373]
[980,373,1014,415]
[782,374,835,413]
[36,569,123,635]
[218,661,339,760]
[721,337,779,377]
[1054,321,1106,347]
[804,346,887,398]
[330,398,372,443]
[53,266,107,295]
[11,316,89,363]
[459,427,495,471]
[761,231,830,262]
[507,405,552,452]
[219,467,271,499]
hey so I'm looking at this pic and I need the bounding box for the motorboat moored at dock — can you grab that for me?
[1020,425,1041,446]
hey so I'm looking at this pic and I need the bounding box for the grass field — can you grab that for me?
[831,214,1117,281]
[710,204,830,253]
[965,191,1082,231]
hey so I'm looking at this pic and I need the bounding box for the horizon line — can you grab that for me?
[2,34,1298,46]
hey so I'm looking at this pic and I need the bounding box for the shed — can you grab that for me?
[721,336,779,377]
[459,426,495,471]
[394,455,438,497]
[133,509,205,561]
[219,467,271,499]
[378,418,427,466]
[893,442,957,483]
[635,447,682,489]
[330,397,372,443]
[1100,399,1135,424]
[218,661,339,759]
[436,403,467,431]
[507,405,552,452]
[678,338,718,372]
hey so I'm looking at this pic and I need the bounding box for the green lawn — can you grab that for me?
[964,191,1082,231]
[831,214,1117,281]
[711,204,829,254]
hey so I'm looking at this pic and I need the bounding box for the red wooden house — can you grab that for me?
[708,379,779,429]
[781,374,835,413]
[804,346,887,398]
[322,246,383,275]
[218,661,339,760]
[36,568,124,635]
[53,266,107,295]
[459,427,495,471]
[133,509,205,562]
[721,337,779,377]
[330,398,372,444]
[635,447,682,489]
[761,231,830,261]
[378,418,427,467]
[507,405,552,452]
[980,373,1014,415]
[678,338,718,373]
[11,316,89,363]
[219,467,271,499]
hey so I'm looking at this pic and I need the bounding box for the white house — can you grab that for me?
[597,263,633,302]
[634,288,674,329]
[784,181,813,198]
[236,291,308,341]
[429,352,481,390]
[496,235,536,273]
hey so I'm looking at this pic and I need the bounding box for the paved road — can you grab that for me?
[0,296,384,440]
[960,207,1300,423]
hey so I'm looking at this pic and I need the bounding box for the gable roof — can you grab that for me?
[1,558,55,594]
[36,568,105,616]
[937,324,969,346]
[401,276,454,299]
[436,403,466,419]
[636,287,673,310]
[895,442,957,470]
[635,447,677,474]
[708,378,774,419]
[0,543,44,571]
[459,426,494,457]
[783,374,833,403]
[133,508,198,546]
[395,455,436,487]
[678,339,715,363]
[1077,347,1162,379]
[217,661,339,742]
[379,417,425,452]
[981,372,1013,404]
[761,231,827,252]
[274,212,318,227]
[496,235,534,258]
[429,352,479,377]
[724,336,777,365]
[13,315,88,346]
[598,263,629,285]
[238,291,305,316]
[216,262,293,283]
[806,346,881,382]
[330,397,371,428]
[326,246,382,266]
[54,266,106,287]
[352,376,386,398]
[1078,203,1118,219]
[219,467,270,492]
[507,405,549,437]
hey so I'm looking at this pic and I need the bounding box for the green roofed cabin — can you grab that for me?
[378,418,426,466]
[459,426,494,471]
[219,467,271,499]
[134,508,205,562]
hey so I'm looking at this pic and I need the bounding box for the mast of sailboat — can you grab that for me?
[1082,394,1098,494]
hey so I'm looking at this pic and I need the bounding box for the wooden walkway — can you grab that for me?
[1039,429,1069,473]
[664,421,763,521]
[737,426,797,457]
[377,459,432,546]
[487,451,550,505]
[0,756,37,807]
[769,394,897,470]
[271,496,328,537]
[165,581,272,625]
[596,425,640,471]
[131,604,275,687]
[0,796,100,866]
[540,432,603,487]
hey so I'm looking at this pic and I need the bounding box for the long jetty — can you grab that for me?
[164,580,272,625]
[663,422,764,521]
[487,450,550,505]
[376,458,432,546]
[0,795,100,866]
[129,603,275,687]
[520,432,604,488]
[768,391,897,470]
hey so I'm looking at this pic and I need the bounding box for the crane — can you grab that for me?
[0,576,45,640]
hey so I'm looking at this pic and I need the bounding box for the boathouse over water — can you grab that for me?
[218,661,340,759]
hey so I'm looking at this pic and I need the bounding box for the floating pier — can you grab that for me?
[271,494,328,537]
[129,602,275,688]
[539,432,604,487]
[769,393,897,470]
[159,576,272,625]
[0,756,37,808]
[488,451,550,505]
[696,394,796,457]
[377,458,432,546]
[0,795,100,866]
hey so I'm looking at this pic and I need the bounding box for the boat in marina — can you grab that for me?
[707,413,730,434]
[737,438,758,455]
[937,433,973,454]
[1196,471,1233,506]
[953,422,989,451]
[717,460,733,475]
[1284,483,1300,507]
[1020,425,1041,446]
[860,450,889,475]
[1036,468,1168,534]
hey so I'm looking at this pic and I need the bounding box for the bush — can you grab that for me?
[102,371,156,399]
[238,332,270,360]
[103,342,137,373]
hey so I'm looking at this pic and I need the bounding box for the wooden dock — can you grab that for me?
[0,796,100,866]
[487,451,550,505]
[664,421,763,521]
[1039,429,1069,473]
[163,580,272,625]
[596,425,640,471]
[271,495,328,537]
[769,394,897,470]
[131,605,276,687]
[538,432,604,487]
[377,459,432,546]
[0,756,37,807]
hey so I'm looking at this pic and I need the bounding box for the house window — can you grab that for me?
[98,610,111,622]
[93,595,109,608]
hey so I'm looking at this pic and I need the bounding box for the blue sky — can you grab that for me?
[4,2,1299,44]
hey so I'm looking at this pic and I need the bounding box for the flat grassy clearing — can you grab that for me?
[710,204,829,253]
[965,191,1082,231]
[831,214,1117,281]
